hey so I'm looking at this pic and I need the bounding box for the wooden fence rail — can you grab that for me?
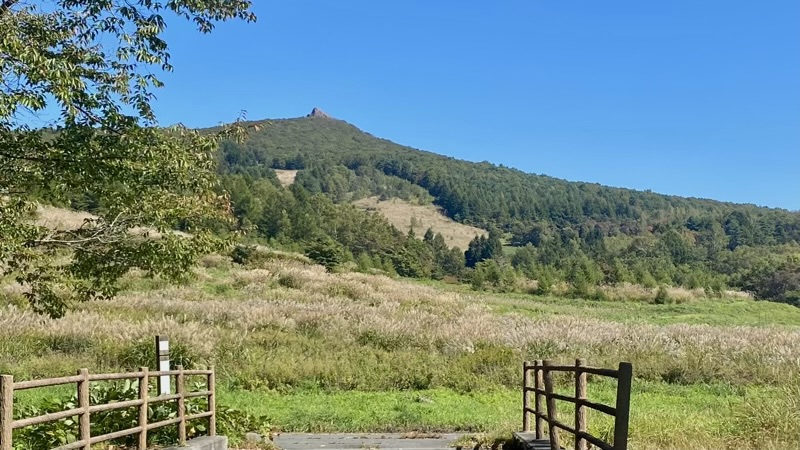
[521,359,632,450]
[0,366,216,450]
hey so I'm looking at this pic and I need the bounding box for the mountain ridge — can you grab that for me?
[223,114,795,213]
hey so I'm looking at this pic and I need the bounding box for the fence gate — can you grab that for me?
[518,359,632,450]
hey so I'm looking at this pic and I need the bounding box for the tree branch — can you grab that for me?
[0,0,19,16]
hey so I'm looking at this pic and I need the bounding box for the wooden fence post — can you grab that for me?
[613,362,633,450]
[575,359,587,450]
[138,367,149,450]
[208,366,216,437]
[77,369,90,450]
[177,365,186,445]
[534,360,544,440]
[522,361,530,432]
[542,360,560,450]
[0,375,13,450]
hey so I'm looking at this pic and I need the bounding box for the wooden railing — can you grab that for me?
[0,366,216,450]
[522,359,632,450]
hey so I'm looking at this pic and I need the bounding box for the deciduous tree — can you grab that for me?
[0,1,256,317]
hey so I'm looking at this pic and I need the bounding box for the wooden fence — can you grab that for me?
[522,359,632,450]
[0,366,216,450]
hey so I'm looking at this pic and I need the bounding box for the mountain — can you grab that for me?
[214,110,800,304]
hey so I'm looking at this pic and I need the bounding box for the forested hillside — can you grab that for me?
[216,113,797,304]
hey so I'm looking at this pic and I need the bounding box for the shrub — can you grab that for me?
[277,274,302,289]
[654,286,671,304]
[304,236,346,271]
[534,276,552,295]
[232,245,312,268]
[231,245,258,265]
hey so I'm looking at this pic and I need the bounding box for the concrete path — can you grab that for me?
[273,433,466,450]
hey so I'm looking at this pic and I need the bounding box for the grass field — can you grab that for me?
[1,255,799,449]
[353,197,487,250]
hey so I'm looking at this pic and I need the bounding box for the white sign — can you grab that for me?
[156,335,171,395]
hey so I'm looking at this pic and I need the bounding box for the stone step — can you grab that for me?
[273,433,464,450]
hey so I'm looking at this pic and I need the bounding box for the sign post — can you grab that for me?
[155,335,170,395]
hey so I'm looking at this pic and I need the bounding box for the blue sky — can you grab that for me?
[153,1,800,211]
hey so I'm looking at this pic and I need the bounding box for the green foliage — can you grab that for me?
[464,230,504,268]
[654,286,671,305]
[470,260,518,293]
[216,406,274,447]
[231,245,312,268]
[115,338,200,371]
[0,1,256,317]
[738,259,800,305]
[305,236,346,271]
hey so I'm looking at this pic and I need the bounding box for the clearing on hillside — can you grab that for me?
[353,196,487,250]
[35,205,95,230]
[34,205,190,238]
[274,169,298,187]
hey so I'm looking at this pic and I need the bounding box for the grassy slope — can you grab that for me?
[33,205,95,230]
[274,169,298,187]
[353,197,488,250]
[1,256,799,450]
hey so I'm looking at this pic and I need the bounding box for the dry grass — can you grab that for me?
[97,263,800,383]
[34,205,96,230]
[573,283,753,303]
[353,197,487,249]
[32,204,191,238]
[274,169,298,187]
[3,259,794,384]
[2,257,799,448]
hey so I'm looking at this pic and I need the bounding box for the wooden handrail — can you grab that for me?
[12,375,84,391]
[525,388,618,416]
[12,408,84,429]
[89,399,145,414]
[0,365,217,450]
[11,370,213,390]
[524,362,620,378]
[578,431,615,450]
[521,359,632,450]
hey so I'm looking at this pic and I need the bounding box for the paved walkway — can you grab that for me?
[273,433,466,450]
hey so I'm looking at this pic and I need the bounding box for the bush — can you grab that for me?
[277,274,302,289]
[534,276,552,296]
[231,245,258,265]
[232,245,312,268]
[304,236,346,271]
[654,286,671,305]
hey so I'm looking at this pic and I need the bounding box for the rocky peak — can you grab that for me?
[307,107,331,118]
